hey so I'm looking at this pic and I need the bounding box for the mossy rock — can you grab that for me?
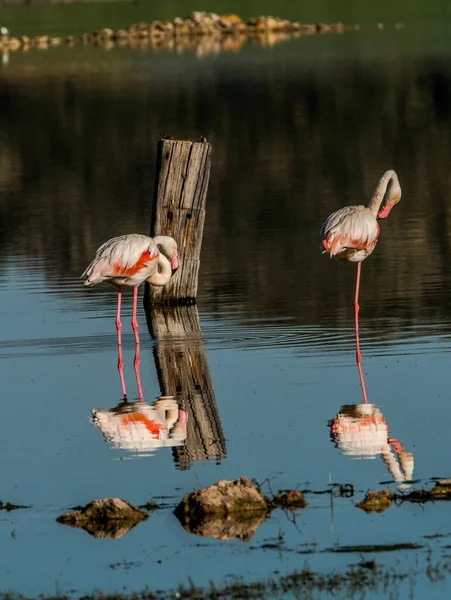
[403,481,451,502]
[175,476,270,520]
[430,480,451,498]
[57,497,148,539]
[174,477,270,540]
[357,490,394,513]
[220,14,243,24]
[273,489,307,510]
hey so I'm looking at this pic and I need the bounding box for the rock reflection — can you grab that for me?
[177,512,267,542]
[329,402,414,489]
[92,395,187,457]
[0,31,302,61]
[146,302,227,469]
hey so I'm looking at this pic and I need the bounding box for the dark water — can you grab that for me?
[1,7,451,598]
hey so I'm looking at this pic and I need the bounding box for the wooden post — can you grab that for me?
[145,303,227,470]
[148,137,212,304]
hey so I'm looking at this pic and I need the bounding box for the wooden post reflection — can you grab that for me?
[145,300,226,470]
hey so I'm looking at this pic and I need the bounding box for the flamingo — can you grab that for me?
[320,170,401,401]
[82,234,179,399]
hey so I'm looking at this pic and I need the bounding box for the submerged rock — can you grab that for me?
[358,480,451,512]
[430,480,451,498]
[357,490,394,513]
[0,500,29,511]
[175,477,269,518]
[402,480,451,502]
[175,477,269,541]
[56,497,148,539]
[273,489,308,510]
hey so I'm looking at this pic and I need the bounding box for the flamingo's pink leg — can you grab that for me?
[131,286,140,346]
[388,438,406,454]
[354,262,369,404]
[133,344,144,401]
[116,287,127,399]
[131,287,144,400]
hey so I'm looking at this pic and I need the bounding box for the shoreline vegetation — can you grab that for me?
[1,553,451,599]
[0,11,366,53]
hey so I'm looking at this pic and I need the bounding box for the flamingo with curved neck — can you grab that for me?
[320,170,401,401]
[367,170,402,219]
[146,235,177,286]
[82,233,179,399]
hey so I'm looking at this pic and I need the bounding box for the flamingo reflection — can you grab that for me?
[328,363,414,488]
[92,395,187,457]
[329,403,414,487]
[92,339,187,456]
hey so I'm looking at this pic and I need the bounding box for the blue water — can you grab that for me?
[0,266,450,596]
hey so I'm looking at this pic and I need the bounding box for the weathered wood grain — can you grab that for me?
[145,303,226,470]
[148,137,212,304]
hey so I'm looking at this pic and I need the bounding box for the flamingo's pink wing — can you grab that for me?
[83,234,159,283]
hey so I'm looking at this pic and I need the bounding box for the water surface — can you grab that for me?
[1,4,451,598]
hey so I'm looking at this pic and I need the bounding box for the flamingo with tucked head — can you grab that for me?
[320,170,401,400]
[82,233,179,398]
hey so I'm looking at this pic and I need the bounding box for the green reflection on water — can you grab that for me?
[1,16,451,334]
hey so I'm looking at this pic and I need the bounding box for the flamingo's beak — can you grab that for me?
[377,204,393,219]
[171,250,180,273]
[321,239,331,256]
[321,238,335,258]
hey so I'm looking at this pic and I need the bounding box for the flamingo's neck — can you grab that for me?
[380,445,406,483]
[367,170,401,217]
[146,254,172,286]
